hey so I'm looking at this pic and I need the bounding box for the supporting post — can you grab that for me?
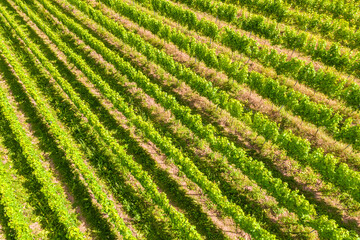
[278,105,284,112]
[343,144,351,151]
[290,47,296,58]
[314,128,319,137]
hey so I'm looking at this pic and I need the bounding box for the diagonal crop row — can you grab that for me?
[150,0,360,113]
[57,24,248,239]
[0,7,144,237]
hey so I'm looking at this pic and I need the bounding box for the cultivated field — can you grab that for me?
[0,0,360,239]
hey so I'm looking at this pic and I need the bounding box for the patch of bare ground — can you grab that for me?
[89,1,360,171]
[167,0,360,86]
[0,224,6,240]
[124,0,360,123]
[74,2,360,231]
[5,1,143,238]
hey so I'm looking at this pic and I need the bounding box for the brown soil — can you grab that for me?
[0,224,6,240]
